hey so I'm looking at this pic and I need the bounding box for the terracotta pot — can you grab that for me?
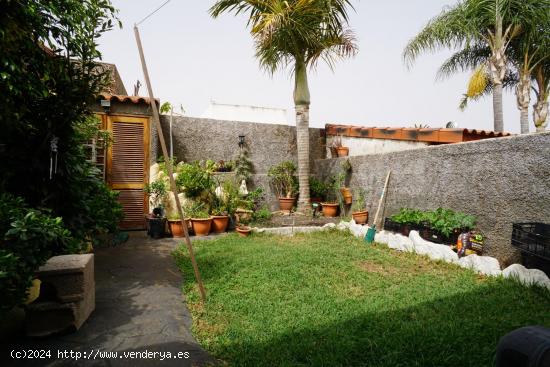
[321,203,339,217]
[352,210,369,225]
[336,146,349,157]
[211,215,229,233]
[168,220,184,238]
[235,209,253,225]
[278,197,296,212]
[340,187,353,205]
[236,226,251,237]
[191,218,212,237]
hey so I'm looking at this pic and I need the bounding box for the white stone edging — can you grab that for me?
[340,220,550,291]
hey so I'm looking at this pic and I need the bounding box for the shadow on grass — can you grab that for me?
[212,283,549,367]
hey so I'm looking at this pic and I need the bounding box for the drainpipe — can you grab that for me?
[169,106,173,160]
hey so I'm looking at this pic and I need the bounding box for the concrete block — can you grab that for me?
[25,289,95,337]
[36,254,94,303]
[26,254,95,336]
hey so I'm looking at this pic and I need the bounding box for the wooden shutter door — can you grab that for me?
[106,116,150,230]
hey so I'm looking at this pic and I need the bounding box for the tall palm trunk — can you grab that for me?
[534,99,549,132]
[487,15,507,133]
[492,83,504,132]
[516,71,531,134]
[533,68,549,132]
[294,57,310,211]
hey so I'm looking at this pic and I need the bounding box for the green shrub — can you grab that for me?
[268,161,298,198]
[0,194,74,315]
[310,177,329,201]
[176,162,215,198]
[253,206,273,223]
[391,207,477,237]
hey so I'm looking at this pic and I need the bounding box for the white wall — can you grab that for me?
[201,102,288,125]
[327,136,429,157]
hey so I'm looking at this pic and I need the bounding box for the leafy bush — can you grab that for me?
[176,162,215,198]
[268,161,298,198]
[351,188,367,212]
[310,177,329,200]
[252,206,273,223]
[0,1,122,248]
[0,194,73,315]
[145,179,168,209]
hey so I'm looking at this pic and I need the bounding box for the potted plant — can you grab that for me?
[310,177,329,204]
[351,189,368,224]
[166,215,184,238]
[321,175,340,217]
[268,161,298,211]
[338,159,353,205]
[333,135,349,157]
[235,216,252,237]
[185,202,212,237]
[145,179,168,238]
[210,196,229,233]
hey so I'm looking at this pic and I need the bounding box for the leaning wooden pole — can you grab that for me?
[134,25,207,303]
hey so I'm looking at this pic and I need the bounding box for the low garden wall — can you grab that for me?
[315,132,550,265]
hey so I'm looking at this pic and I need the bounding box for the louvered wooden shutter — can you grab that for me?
[107,116,149,230]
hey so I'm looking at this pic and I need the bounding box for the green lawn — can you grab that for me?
[174,230,550,367]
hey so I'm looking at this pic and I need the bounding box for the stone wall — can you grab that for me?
[315,132,550,265]
[159,116,326,209]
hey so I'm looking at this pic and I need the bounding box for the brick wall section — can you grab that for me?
[315,132,550,265]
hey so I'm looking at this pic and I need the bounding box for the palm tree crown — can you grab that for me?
[403,0,545,133]
[211,0,357,210]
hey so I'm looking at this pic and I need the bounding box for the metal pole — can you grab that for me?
[134,25,207,303]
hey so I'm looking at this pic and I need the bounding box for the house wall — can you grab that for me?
[326,135,429,157]
[316,132,550,265]
[159,116,326,209]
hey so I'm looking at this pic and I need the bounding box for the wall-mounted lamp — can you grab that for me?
[238,134,245,148]
[100,99,111,113]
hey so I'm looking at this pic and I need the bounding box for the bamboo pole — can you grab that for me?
[134,25,207,303]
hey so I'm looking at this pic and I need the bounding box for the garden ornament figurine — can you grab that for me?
[239,180,248,196]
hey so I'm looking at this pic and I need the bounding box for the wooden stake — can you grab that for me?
[134,25,207,303]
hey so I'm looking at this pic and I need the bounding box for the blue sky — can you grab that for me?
[98,0,526,132]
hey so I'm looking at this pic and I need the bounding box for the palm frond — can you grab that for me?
[466,64,489,98]
[437,44,491,80]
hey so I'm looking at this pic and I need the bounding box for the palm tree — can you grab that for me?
[403,0,539,133]
[438,5,549,133]
[210,0,357,210]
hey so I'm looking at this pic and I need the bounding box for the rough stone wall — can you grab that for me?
[159,116,326,210]
[316,132,550,265]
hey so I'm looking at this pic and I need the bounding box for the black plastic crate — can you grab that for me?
[511,223,550,261]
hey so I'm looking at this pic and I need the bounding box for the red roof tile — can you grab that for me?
[98,93,159,105]
[325,124,512,144]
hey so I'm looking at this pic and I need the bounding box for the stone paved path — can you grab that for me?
[3,232,217,366]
